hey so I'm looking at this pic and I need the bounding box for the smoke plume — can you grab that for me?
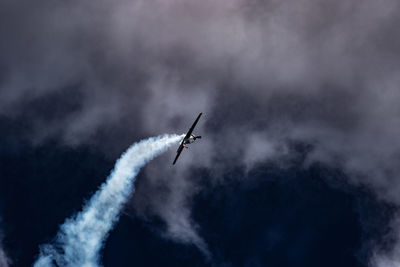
[1,0,400,265]
[0,226,10,267]
[34,134,183,267]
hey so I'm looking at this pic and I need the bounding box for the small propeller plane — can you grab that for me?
[173,113,203,165]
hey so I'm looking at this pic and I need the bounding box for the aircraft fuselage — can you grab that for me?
[183,134,198,145]
[173,113,202,164]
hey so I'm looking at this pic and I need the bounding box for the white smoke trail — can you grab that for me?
[0,237,10,267]
[34,134,183,267]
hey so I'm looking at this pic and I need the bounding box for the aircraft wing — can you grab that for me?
[183,112,202,140]
[173,144,184,165]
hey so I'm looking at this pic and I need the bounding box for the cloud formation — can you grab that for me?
[1,0,400,264]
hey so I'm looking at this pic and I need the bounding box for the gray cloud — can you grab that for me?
[2,0,400,264]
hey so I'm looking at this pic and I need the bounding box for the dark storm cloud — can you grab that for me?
[1,0,400,265]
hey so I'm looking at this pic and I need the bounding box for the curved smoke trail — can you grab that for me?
[34,134,183,267]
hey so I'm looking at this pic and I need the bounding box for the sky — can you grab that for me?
[1,0,400,266]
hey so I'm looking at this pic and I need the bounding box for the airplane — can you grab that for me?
[173,113,203,165]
